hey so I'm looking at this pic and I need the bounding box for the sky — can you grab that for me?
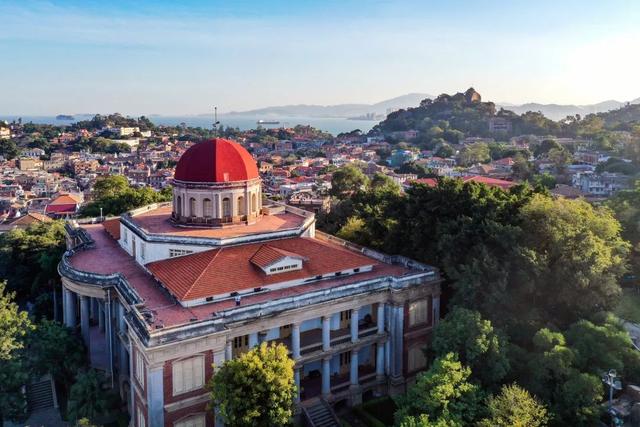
[1,0,640,115]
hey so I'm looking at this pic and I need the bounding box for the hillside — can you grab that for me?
[373,89,640,145]
[227,93,431,118]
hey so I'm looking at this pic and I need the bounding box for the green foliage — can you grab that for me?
[607,181,640,276]
[431,308,509,389]
[0,222,66,314]
[0,281,34,360]
[458,143,490,166]
[518,195,628,327]
[81,175,171,217]
[0,139,19,160]
[0,283,32,423]
[399,414,454,427]
[329,164,369,199]
[67,370,112,423]
[394,353,481,426]
[208,343,296,427]
[0,357,29,423]
[26,319,86,392]
[478,384,548,427]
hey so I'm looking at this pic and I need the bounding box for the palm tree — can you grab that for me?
[67,370,111,424]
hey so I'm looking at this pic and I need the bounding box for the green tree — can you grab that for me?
[399,414,452,427]
[0,282,33,424]
[458,143,490,166]
[67,370,112,424]
[518,195,628,327]
[208,343,296,427]
[329,164,369,199]
[27,320,86,394]
[81,175,171,217]
[0,222,66,315]
[394,353,481,426]
[431,308,509,389]
[0,281,33,360]
[478,384,548,427]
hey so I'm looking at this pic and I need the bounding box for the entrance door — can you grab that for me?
[280,324,292,339]
[339,310,351,329]
[339,351,351,375]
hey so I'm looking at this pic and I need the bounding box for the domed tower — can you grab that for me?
[171,138,262,227]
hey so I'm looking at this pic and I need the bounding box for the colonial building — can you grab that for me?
[58,138,442,427]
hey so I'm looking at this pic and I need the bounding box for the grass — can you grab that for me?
[615,287,640,323]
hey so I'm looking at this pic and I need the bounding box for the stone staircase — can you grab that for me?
[302,398,341,427]
[26,376,56,413]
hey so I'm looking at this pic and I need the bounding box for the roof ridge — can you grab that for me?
[185,248,223,299]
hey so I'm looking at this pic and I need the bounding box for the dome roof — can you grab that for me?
[174,138,259,183]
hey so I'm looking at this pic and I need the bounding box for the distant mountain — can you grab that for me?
[227,93,432,119]
[497,99,640,121]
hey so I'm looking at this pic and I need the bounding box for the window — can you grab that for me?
[176,196,182,217]
[135,351,145,388]
[169,248,193,258]
[222,198,231,217]
[232,335,250,357]
[409,300,429,326]
[251,193,257,213]
[123,229,128,243]
[137,407,146,427]
[408,345,427,371]
[172,356,205,396]
[175,415,205,427]
[203,198,213,218]
[237,196,245,216]
[189,197,196,217]
[140,242,145,261]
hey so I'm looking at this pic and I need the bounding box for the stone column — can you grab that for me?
[294,368,301,403]
[291,323,301,359]
[433,295,441,325]
[350,349,359,386]
[80,295,90,347]
[351,308,359,343]
[90,297,98,321]
[248,332,258,348]
[377,303,385,334]
[321,357,331,397]
[98,301,105,332]
[225,340,233,361]
[376,342,385,377]
[389,304,405,389]
[147,366,165,427]
[64,288,77,328]
[322,316,331,352]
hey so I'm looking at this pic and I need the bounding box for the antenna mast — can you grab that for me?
[213,106,220,137]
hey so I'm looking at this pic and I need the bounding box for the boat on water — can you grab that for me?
[256,120,280,125]
[56,114,75,120]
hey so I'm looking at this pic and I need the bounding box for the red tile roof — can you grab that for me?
[49,194,81,205]
[174,138,259,183]
[146,237,377,301]
[249,245,306,269]
[102,218,121,240]
[45,203,77,214]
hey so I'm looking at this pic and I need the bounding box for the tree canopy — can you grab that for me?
[208,343,296,427]
[80,175,171,217]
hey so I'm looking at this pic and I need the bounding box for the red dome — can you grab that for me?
[174,138,259,183]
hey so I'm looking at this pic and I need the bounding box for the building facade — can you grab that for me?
[58,138,442,427]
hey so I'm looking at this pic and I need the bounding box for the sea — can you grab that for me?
[0,114,379,136]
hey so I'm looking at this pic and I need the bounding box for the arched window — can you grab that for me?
[189,198,196,217]
[222,197,231,217]
[203,198,213,218]
[237,196,245,216]
[251,193,257,213]
[176,196,182,217]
